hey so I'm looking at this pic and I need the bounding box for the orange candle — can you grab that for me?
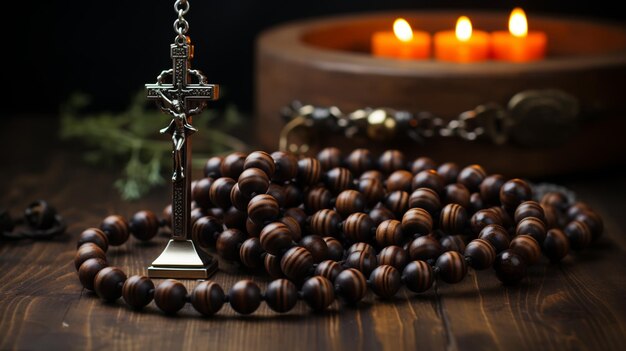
[434,16,489,62]
[372,18,431,59]
[491,8,547,62]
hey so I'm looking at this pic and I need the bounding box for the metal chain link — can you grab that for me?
[174,0,190,45]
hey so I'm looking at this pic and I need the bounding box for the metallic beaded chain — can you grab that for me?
[174,0,190,45]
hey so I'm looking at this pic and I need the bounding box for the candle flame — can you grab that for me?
[455,16,472,42]
[509,8,528,38]
[393,18,414,42]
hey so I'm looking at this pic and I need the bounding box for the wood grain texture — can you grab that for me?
[1,116,625,350]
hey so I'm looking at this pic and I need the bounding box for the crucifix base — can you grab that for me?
[148,239,218,279]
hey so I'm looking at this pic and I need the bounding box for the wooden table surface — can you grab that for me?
[1,116,625,351]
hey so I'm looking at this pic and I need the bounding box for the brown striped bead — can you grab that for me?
[78,258,108,291]
[230,183,251,211]
[191,281,225,316]
[435,251,467,284]
[264,254,285,279]
[345,250,377,276]
[437,162,460,185]
[129,210,159,241]
[335,268,368,303]
[566,202,592,220]
[516,217,547,243]
[315,260,343,281]
[347,242,376,257]
[280,247,314,281]
[540,191,570,211]
[408,235,442,261]
[358,177,385,207]
[479,174,506,205]
[238,168,270,197]
[345,148,374,175]
[94,267,127,301]
[343,213,375,243]
[247,194,279,224]
[494,250,527,285]
[100,215,129,246]
[335,190,365,217]
[325,167,354,194]
[297,157,322,186]
[369,265,401,299]
[510,235,541,265]
[442,183,470,208]
[543,228,570,261]
[192,177,213,209]
[192,216,222,248]
[402,260,434,293]
[469,193,484,213]
[575,210,603,239]
[191,208,207,227]
[302,276,335,310]
[457,165,487,192]
[470,209,502,235]
[244,151,275,178]
[216,228,247,261]
[317,147,343,171]
[203,156,223,178]
[441,235,466,253]
[305,186,333,213]
[384,190,409,217]
[410,157,437,174]
[300,235,328,263]
[209,177,236,209]
[74,243,106,270]
[220,152,247,179]
[224,207,246,230]
[228,280,262,315]
[386,170,413,192]
[271,151,298,182]
[239,237,264,269]
[375,219,405,247]
[378,150,406,174]
[265,279,298,313]
[464,239,496,270]
[564,220,592,250]
[323,237,344,261]
[360,170,384,182]
[369,206,396,225]
[284,207,307,227]
[77,228,109,252]
[401,208,433,236]
[439,203,468,234]
[500,179,532,212]
[259,222,293,255]
[409,188,441,216]
[279,216,302,242]
[377,245,409,270]
[478,224,510,253]
[514,201,545,224]
[541,204,562,229]
[122,275,154,309]
[266,184,286,208]
[206,208,224,220]
[412,170,445,194]
[310,209,342,237]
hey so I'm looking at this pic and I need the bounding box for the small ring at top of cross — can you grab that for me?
[174,0,190,16]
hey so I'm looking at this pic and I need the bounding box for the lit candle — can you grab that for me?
[491,8,547,62]
[372,18,431,59]
[434,16,489,62]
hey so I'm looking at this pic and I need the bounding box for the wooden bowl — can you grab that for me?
[255,11,626,177]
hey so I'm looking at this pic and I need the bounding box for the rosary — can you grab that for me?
[73,1,604,316]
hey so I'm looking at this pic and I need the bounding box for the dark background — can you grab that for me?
[6,0,625,116]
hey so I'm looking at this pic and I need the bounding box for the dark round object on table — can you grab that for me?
[378,149,406,174]
[401,208,433,236]
[209,177,236,209]
[470,209,502,235]
[516,217,547,244]
[323,237,344,261]
[129,210,159,241]
[494,250,527,285]
[566,202,592,220]
[317,147,343,171]
[244,151,275,178]
[220,152,247,179]
[543,228,570,262]
[302,276,335,311]
[204,156,223,178]
[122,275,155,309]
[162,205,173,228]
[386,170,413,192]
[478,224,510,253]
[441,235,466,253]
[402,260,434,293]
[325,167,354,194]
[439,203,468,234]
[192,177,213,209]
[271,151,299,183]
[100,215,130,246]
[297,157,322,186]
[77,228,109,252]
[343,213,375,243]
[230,184,251,211]
[266,184,286,208]
[265,279,298,313]
[442,183,470,208]
[315,260,343,281]
[541,204,562,229]
[575,210,604,239]
[345,250,377,276]
[228,280,262,315]
[435,251,468,284]
[191,281,225,316]
[540,191,570,212]
[464,239,496,270]
[358,177,386,207]
[409,188,441,216]
[216,228,247,261]
[335,190,366,217]
[437,162,460,185]
[384,191,409,217]
[75,243,107,270]
[469,193,484,213]
[457,165,487,192]
[514,201,545,224]
[300,235,329,263]
[375,219,404,247]
[479,174,506,205]
[310,209,342,237]
[239,237,265,269]
[408,235,442,262]
[247,194,279,224]
[280,246,314,281]
[335,268,368,303]
[190,208,207,226]
[491,206,513,229]
[264,254,285,279]
[499,179,532,213]
[305,186,333,213]
[94,267,127,301]
[24,200,57,230]
[369,206,396,225]
[279,216,302,242]
[564,220,592,250]
[360,170,384,182]
[411,170,445,194]
[223,207,247,231]
[345,148,373,175]
[238,168,270,198]
[410,157,437,174]
[78,258,108,291]
[284,207,307,227]
[377,245,409,271]
[260,222,293,255]
[192,216,222,248]
[347,242,376,257]
[369,265,401,299]
[510,235,541,265]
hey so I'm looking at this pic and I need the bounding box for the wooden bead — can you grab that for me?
[335,268,367,303]
[384,190,409,217]
[490,206,514,229]
[408,235,443,261]
[335,190,365,217]
[377,245,409,270]
[229,183,250,211]
[122,275,154,309]
[499,179,532,212]
[260,222,293,255]
[464,239,496,270]
[543,228,570,262]
[437,162,460,185]
[191,281,225,316]
[216,228,247,261]
[203,156,223,178]
[271,151,298,183]
[369,206,396,226]
[402,260,434,293]
[401,208,433,236]
[190,208,207,227]
[220,152,247,179]
[192,177,213,209]
[284,207,307,228]
[439,203,468,234]
[209,177,236,209]
[442,183,470,208]
[470,209,502,235]
[317,147,343,171]
[304,186,333,213]
[297,157,322,186]
[410,157,437,174]
[75,243,106,270]
[369,265,401,299]
[129,210,159,241]
[541,204,562,229]
[516,217,547,244]
[510,235,541,265]
[540,191,570,211]
[564,220,592,250]
[441,235,466,253]
[323,237,344,261]
[244,151,275,178]
[77,228,109,252]
[325,167,354,194]
[239,238,265,269]
[300,235,329,263]
[266,184,286,208]
[281,246,314,281]
[386,170,413,192]
[435,251,467,284]
[343,212,375,243]
[347,242,376,257]
[457,165,487,192]
[302,276,335,311]
[378,150,406,174]
[478,224,510,253]
[265,279,298,313]
[566,201,592,220]
[238,168,270,198]
[78,258,108,290]
[310,209,341,237]
[279,216,302,242]
[409,188,441,216]
[479,174,506,205]
[469,193,484,213]
[247,194,279,224]
[192,216,222,248]
[358,177,385,207]
[228,280,262,315]
[264,253,286,279]
[315,260,343,281]
[575,210,603,239]
[223,207,247,231]
[345,250,377,276]
[494,250,527,285]
[514,201,545,224]
[100,215,129,246]
[360,170,384,182]
[345,148,374,175]
[94,267,127,301]
[412,170,445,194]
[375,219,405,247]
